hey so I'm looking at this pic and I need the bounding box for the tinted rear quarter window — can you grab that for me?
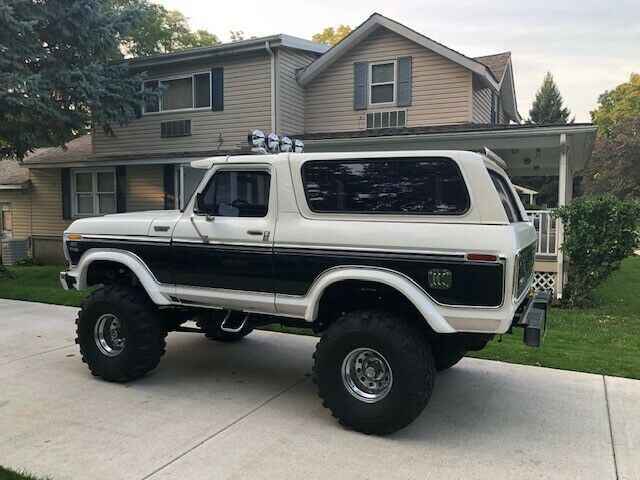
[301,158,470,215]
[488,170,522,222]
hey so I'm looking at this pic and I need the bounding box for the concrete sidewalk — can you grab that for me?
[0,298,638,480]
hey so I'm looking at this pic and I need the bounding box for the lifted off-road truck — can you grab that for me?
[60,131,548,435]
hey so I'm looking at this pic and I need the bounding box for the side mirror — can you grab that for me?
[195,192,205,213]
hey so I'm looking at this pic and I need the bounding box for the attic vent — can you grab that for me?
[366,110,407,129]
[161,119,192,138]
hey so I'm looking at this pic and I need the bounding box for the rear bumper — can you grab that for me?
[513,291,550,347]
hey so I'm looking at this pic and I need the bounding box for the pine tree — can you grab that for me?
[529,72,573,124]
[0,0,154,160]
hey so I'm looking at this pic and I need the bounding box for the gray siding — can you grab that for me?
[276,48,317,135]
[472,77,492,123]
[304,27,473,133]
[94,53,272,157]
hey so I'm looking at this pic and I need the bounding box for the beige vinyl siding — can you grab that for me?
[472,77,492,123]
[125,165,165,211]
[94,53,272,157]
[276,49,317,135]
[0,190,31,239]
[29,169,72,237]
[304,27,472,133]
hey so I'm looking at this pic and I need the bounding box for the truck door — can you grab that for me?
[170,163,276,307]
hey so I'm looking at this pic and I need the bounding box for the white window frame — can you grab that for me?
[71,168,117,217]
[369,60,396,106]
[142,71,212,115]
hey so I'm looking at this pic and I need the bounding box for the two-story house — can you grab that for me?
[0,13,596,298]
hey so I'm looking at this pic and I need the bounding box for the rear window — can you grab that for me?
[301,158,470,215]
[489,171,522,222]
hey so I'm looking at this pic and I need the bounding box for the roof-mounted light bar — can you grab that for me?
[248,130,303,154]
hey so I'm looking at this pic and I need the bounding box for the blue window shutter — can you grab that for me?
[396,56,412,107]
[61,168,71,220]
[353,61,368,110]
[211,67,223,111]
[116,166,126,213]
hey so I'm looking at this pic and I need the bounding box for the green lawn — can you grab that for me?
[1,258,639,379]
[0,466,51,480]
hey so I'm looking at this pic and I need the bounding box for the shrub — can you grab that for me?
[12,256,42,267]
[557,195,639,307]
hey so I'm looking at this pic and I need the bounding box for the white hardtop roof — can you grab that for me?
[190,150,495,170]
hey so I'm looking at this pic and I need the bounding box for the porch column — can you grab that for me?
[556,133,573,300]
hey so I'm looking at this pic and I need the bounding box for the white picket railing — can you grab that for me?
[527,209,557,256]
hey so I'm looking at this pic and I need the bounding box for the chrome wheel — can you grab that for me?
[341,348,393,403]
[94,313,125,357]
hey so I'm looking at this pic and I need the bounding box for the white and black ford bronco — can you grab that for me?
[60,131,548,435]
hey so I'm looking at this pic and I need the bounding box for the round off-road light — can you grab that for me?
[248,130,265,148]
[279,136,292,152]
[293,139,304,153]
[267,133,279,152]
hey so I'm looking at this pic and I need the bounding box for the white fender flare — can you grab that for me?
[303,266,456,334]
[69,248,172,305]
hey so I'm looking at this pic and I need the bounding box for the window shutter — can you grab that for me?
[116,166,126,213]
[61,168,71,220]
[211,67,224,111]
[396,56,412,107]
[163,164,176,209]
[353,61,368,110]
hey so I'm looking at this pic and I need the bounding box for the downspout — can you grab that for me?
[265,41,276,132]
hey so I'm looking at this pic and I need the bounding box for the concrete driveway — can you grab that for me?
[1,298,638,480]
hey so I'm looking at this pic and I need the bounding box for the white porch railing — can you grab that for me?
[527,209,557,256]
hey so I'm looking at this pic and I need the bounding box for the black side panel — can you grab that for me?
[171,243,273,292]
[273,248,504,307]
[67,240,174,284]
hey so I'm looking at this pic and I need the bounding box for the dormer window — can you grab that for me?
[369,61,396,105]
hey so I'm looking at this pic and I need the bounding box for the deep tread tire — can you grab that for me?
[196,310,253,342]
[312,309,436,435]
[432,346,467,371]
[75,285,166,382]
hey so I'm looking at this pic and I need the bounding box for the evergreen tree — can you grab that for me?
[0,0,155,160]
[529,72,573,124]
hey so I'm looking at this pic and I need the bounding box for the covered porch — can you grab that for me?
[302,123,598,299]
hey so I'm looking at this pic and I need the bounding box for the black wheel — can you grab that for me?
[312,309,435,435]
[75,285,167,383]
[196,310,253,342]
[431,346,467,371]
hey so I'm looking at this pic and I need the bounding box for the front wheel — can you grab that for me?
[313,310,435,435]
[75,285,167,382]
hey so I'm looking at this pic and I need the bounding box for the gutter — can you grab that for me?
[265,41,276,132]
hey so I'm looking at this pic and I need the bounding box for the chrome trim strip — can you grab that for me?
[273,243,468,259]
[80,234,171,243]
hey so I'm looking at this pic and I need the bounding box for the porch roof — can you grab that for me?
[0,159,30,190]
[300,123,597,176]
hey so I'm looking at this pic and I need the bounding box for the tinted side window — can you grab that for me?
[301,158,469,215]
[489,171,521,222]
[200,171,270,217]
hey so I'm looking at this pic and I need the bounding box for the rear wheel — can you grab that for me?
[431,346,467,371]
[75,285,167,382]
[196,310,253,342]
[313,309,435,435]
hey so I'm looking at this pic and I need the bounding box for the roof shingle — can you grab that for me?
[473,52,511,82]
[0,159,29,186]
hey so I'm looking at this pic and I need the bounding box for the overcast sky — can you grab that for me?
[155,0,639,122]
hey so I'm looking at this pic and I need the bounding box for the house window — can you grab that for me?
[143,72,211,114]
[369,61,396,105]
[72,169,116,216]
[1,203,12,240]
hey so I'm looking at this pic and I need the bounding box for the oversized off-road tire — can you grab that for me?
[431,346,467,371]
[196,310,253,342]
[312,309,436,435]
[75,285,167,382]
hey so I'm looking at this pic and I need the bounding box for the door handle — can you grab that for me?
[246,229,263,236]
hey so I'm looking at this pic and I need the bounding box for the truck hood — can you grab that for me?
[65,210,183,238]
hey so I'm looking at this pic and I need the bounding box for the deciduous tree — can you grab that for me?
[312,25,352,46]
[590,73,640,138]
